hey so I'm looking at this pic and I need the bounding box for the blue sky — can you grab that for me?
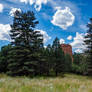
[0,0,91,53]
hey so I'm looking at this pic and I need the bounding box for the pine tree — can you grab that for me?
[7,46,31,76]
[0,45,12,73]
[46,44,53,75]
[52,37,65,76]
[65,54,72,72]
[72,53,88,75]
[73,53,81,65]
[7,10,43,76]
[84,18,92,75]
[10,10,39,46]
[42,44,53,76]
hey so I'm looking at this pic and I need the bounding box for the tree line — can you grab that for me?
[0,10,92,76]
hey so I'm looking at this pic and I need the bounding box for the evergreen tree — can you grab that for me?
[7,10,43,76]
[65,54,72,72]
[0,45,12,73]
[52,37,65,76]
[46,44,53,75]
[72,53,88,75]
[84,18,92,75]
[79,55,88,75]
[73,53,81,65]
[10,10,39,46]
[42,44,53,76]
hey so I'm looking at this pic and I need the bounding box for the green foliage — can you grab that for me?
[52,37,65,76]
[7,10,43,76]
[40,44,53,76]
[65,54,72,72]
[0,45,12,73]
[10,10,39,46]
[84,18,92,75]
[79,56,88,74]
[73,53,81,65]
[72,53,88,75]
[7,46,32,76]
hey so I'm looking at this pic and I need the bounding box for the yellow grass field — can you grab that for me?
[0,74,92,92]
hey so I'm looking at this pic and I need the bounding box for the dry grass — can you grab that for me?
[0,74,92,92]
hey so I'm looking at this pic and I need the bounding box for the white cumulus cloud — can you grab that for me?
[0,3,4,12]
[67,35,72,40]
[36,29,51,43]
[9,7,21,16]
[60,38,65,44]
[80,24,88,31]
[0,24,11,41]
[51,7,75,30]
[70,32,86,53]
[20,0,28,4]
[54,6,62,10]
[75,49,82,53]
[20,0,48,11]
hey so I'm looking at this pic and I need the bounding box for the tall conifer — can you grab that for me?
[84,18,92,75]
[7,10,43,76]
[52,37,65,76]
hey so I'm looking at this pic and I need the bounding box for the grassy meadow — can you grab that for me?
[0,74,92,92]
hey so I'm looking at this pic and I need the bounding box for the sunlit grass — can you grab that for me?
[0,74,92,92]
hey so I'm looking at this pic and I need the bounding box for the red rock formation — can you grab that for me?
[61,44,73,61]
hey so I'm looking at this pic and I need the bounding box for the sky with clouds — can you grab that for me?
[0,0,91,53]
